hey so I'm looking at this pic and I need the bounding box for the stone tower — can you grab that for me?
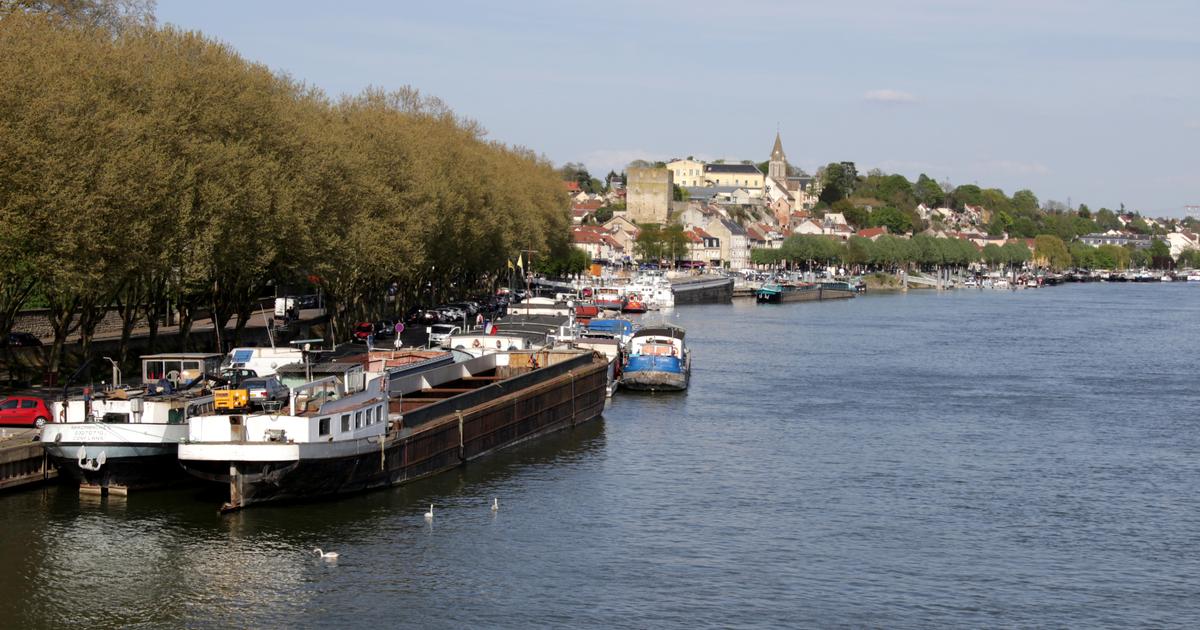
[768,132,787,182]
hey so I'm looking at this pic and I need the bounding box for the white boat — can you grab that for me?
[41,352,223,494]
[1186,271,1200,282]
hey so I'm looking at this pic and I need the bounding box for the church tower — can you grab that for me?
[768,132,788,182]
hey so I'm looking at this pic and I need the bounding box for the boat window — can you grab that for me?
[101,412,129,424]
[168,408,185,424]
[341,414,351,433]
[318,417,330,436]
[366,407,374,425]
[377,405,384,422]
[183,361,200,372]
[355,411,363,429]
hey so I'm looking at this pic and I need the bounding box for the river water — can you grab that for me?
[2,283,1199,628]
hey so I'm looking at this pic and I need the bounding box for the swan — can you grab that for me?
[424,504,434,520]
[491,498,499,512]
[313,548,338,560]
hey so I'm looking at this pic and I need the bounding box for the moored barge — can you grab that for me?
[177,349,607,511]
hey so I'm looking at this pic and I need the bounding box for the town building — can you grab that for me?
[626,167,673,224]
[703,163,764,189]
[667,159,706,188]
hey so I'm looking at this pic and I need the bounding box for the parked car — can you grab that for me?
[352,321,375,342]
[0,396,52,427]
[428,324,461,347]
[240,376,289,408]
[3,332,42,347]
[374,320,395,339]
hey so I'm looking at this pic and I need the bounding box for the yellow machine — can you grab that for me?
[213,389,249,410]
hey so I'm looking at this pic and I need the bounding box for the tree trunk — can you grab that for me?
[45,295,80,380]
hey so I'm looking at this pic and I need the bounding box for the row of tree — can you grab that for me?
[750,234,1179,273]
[751,235,997,272]
[0,12,571,375]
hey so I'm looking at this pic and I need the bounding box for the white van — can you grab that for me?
[221,347,305,379]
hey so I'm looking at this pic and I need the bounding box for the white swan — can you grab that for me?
[491,498,499,512]
[313,548,338,560]
[424,504,434,520]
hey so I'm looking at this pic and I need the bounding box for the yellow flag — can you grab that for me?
[507,259,514,270]
[517,254,524,271]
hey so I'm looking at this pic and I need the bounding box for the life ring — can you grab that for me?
[472,339,482,348]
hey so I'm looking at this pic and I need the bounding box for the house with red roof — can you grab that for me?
[856,226,888,240]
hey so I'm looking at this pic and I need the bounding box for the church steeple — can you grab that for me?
[768,132,788,182]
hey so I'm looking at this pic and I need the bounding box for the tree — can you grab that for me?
[1,0,157,32]
[914,174,945,208]
[948,184,984,209]
[1001,241,1031,268]
[982,243,1006,268]
[1177,249,1200,269]
[1095,244,1130,269]
[818,162,856,205]
[1012,189,1039,214]
[868,206,912,235]
[1034,235,1071,270]
[1147,239,1172,269]
[1069,242,1095,269]
[1095,208,1121,231]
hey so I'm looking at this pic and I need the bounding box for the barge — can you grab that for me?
[177,349,607,511]
[755,281,856,304]
[41,353,222,494]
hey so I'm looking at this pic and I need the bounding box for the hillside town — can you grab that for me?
[567,134,1200,272]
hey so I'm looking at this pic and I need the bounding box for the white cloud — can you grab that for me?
[1185,120,1200,130]
[863,89,917,104]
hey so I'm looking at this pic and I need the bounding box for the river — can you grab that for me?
[2,283,1199,628]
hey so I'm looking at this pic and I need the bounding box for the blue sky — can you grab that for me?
[157,0,1199,217]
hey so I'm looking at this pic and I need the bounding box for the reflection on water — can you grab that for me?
[1,420,605,629]
[4,284,1200,627]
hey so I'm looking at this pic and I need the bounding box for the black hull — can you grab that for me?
[182,409,603,511]
[757,286,856,303]
[46,451,189,491]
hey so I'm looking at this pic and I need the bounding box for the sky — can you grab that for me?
[156,0,1200,217]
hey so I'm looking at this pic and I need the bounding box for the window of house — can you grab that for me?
[319,417,330,436]
[341,414,351,433]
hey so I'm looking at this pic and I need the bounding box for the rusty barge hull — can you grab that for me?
[183,352,608,510]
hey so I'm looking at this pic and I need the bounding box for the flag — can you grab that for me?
[516,254,524,271]
[507,259,514,270]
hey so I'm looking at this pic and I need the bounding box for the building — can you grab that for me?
[1079,231,1153,249]
[667,159,706,188]
[684,227,722,266]
[705,217,750,270]
[626,167,673,224]
[703,163,764,189]
[768,133,787,182]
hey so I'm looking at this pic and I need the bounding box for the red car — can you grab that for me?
[352,322,375,342]
[0,396,52,428]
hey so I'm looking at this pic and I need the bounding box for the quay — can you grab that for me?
[0,429,56,492]
[670,276,734,304]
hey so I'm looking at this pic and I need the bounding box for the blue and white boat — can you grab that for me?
[620,325,689,392]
